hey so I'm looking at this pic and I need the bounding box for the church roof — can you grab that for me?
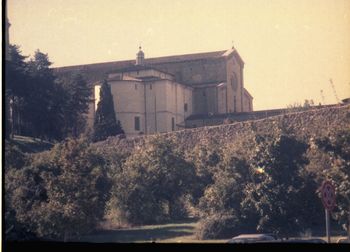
[56,50,226,70]
[243,88,253,99]
[53,50,229,84]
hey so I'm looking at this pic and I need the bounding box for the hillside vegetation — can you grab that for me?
[5,105,350,241]
[96,105,350,154]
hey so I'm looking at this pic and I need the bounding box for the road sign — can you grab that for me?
[321,181,336,211]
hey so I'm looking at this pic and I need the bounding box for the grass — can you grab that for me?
[8,135,54,153]
[75,218,348,243]
[77,218,226,243]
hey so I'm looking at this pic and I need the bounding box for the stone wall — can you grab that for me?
[95,104,350,155]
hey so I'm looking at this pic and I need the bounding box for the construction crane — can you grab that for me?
[329,78,340,104]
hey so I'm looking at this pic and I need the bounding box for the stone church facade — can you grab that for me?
[55,47,253,137]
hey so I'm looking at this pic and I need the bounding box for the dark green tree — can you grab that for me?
[316,129,350,239]
[5,138,111,241]
[25,49,64,140]
[61,73,92,138]
[244,134,309,238]
[189,139,222,205]
[194,141,258,239]
[4,142,36,240]
[93,80,124,142]
[111,136,196,224]
[5,44,29,137]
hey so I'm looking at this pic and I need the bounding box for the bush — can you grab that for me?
[4,142,37,241]
[110,135,196,225]
[5,138,111,241]
[195,214,240,240]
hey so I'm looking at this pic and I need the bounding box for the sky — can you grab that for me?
[7,0,350,110]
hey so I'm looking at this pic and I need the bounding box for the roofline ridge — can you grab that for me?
[53,49,228,70]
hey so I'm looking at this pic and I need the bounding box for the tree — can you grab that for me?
[198,153,249,217]
[5,138,111,241]
[25,49,63,140]
[316,129,350,239]
[93,80,124,142]
[5,48,65,140]
[194,141,258,239]
[245,133,310,238]
[5,44,29,137]
[111,136,196,224]
[61,73,92,138]
[4,142,36,240]
[188,139,222,206]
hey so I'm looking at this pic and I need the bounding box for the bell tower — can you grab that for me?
[136,46,145,65]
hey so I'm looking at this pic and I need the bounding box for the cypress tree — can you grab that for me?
[93,80,124,142]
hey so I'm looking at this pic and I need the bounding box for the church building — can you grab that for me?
[55,47,253,137]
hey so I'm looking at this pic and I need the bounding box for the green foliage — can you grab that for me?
[198,152,250,217]
[111,135,196,224]
[188,139,222,205]
[61,73,92,138]
[5,45,29,138]
[5,46,66,140]
[5,45,29,97]
[195,214,241,240]
[245,134,310,237]
[25,50,64,140]
[5,138,111,240]
[4,142,37,240]
[93,80,124,142]
[195,140,259,236]
[5,103,349,240]
[5,141,27,170]
[315,129,350,236]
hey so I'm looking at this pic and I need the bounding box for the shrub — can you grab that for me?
[110,135,196,225]
[4,142,37,241]
[5,138,111,241]
[195,214,240,240]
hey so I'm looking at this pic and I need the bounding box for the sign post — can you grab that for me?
[325,209,330,243]
[320,181,336,243]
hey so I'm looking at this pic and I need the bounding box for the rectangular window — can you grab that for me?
[135,84,138,90]
[134,116,140,131]
[171,117,175,131]
[184,103,188,112]
[150,84,152,90]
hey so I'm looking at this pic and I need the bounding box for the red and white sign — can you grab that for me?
[321,181,336,211]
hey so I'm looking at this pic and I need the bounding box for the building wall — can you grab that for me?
[217,84,227,114]
[242,91,253,112]
[86,99,95,130]
[122,69,175,81]
[163,80,192,132]
[86,50,253,136]
[153,58,227,85]
[226,54,244,113]
[193,86,218,115]
[95,80,145,137]
[95,78,192,137]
